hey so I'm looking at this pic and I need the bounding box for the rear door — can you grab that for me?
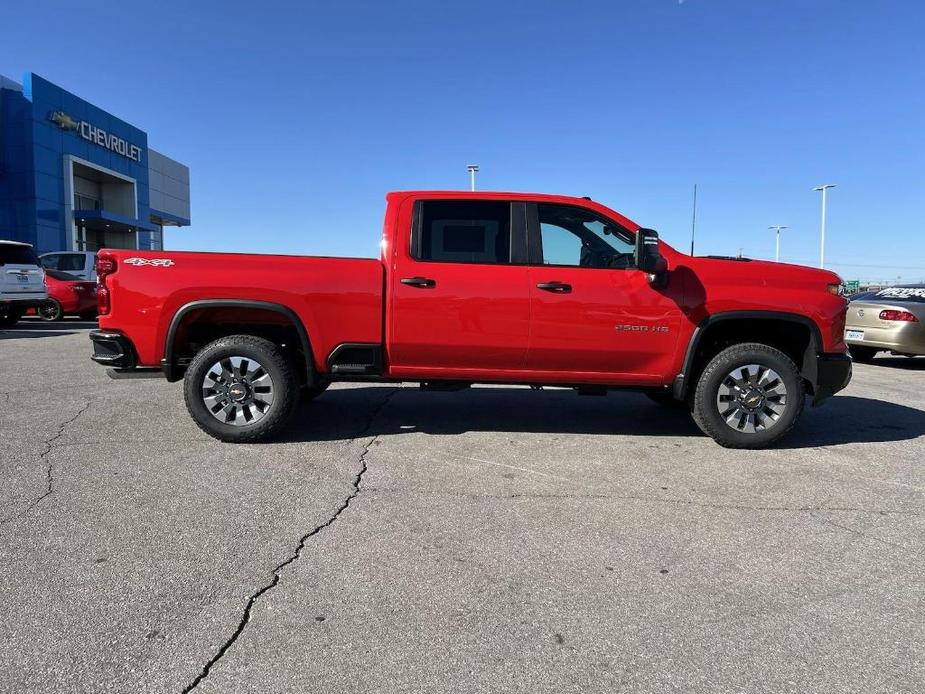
[388,198,532,376]
[1,244,45,297]
[524,203,683,382]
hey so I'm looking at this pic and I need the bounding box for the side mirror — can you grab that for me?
[635,228,669,287]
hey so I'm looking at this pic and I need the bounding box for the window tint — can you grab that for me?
[41,254,60,270]
[537,204,634,269]
[57,253,87,272]
[417,200,511,264]
[0,244,39,266]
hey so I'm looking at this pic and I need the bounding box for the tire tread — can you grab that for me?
[183,334,299,443]
[692,342,804,449]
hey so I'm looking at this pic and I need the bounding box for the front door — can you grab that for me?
[524,202,683,383]
[388,198,532,378]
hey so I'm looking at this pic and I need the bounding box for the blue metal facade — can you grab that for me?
[0,73,185,253]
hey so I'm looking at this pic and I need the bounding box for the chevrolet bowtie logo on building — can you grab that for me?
[48,110,143,162]
[49,110,80,131]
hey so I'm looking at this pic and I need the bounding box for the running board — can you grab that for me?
[326,343,383,376]
[107,368,164,379]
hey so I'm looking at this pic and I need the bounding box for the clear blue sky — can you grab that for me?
[3,0,923,282]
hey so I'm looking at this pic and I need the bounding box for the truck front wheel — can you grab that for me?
[183,335,299,443]
[691,343,804,449]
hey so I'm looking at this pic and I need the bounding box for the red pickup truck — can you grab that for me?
[90,191,851,448]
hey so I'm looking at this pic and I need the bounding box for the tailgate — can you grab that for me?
[2,264,45,295]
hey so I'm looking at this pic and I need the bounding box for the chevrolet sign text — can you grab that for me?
[79,122,142,162]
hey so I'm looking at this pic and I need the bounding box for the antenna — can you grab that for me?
[689,183,697,255]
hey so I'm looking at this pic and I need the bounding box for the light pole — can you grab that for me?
[813,184,836,269]
[768,225,788,262]
[467,164,479,191]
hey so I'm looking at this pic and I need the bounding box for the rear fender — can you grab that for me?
[162,299,314,382]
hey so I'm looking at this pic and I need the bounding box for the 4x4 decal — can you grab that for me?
[124,258,174,267]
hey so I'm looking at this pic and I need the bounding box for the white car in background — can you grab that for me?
[1,240,48,327]
[40,250,97,281]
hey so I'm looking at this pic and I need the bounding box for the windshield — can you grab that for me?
[0,244,39,266]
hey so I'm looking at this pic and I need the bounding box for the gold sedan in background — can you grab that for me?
[845,286,925,363]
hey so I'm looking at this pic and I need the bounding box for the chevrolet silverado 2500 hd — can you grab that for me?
[89,191,851,448]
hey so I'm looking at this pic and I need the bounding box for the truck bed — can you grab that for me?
[98,249,383,371]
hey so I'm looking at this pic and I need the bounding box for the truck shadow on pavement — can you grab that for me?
[0,319,97,340]
[281,387,925,449]
[0,328,78,340]
[864,356,925,371]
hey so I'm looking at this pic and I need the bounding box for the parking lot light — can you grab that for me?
[769,225,788,262]
[813,184,836,269]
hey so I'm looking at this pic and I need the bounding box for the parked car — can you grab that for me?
[845,285,925,362]
[0,240,47,327]
[40,251,97,281]
[89,191,851,449]
[30,269,97,321]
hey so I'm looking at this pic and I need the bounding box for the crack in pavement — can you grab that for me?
[1,398,92,526]
[182,386,400,693]
[809,510,908,550]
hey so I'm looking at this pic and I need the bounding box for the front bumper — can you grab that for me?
[812,352,852,405]
[844,321,925,355]
[89,330,137,369]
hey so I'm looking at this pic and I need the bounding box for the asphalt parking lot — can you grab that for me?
[1,320,923,694]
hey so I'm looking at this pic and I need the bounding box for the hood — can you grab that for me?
[682,254,842,287]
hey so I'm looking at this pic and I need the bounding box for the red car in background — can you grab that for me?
[33,269,97,321]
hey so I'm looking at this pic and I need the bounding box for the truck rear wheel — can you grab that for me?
[183,335,299,443]
[691,343,804,449]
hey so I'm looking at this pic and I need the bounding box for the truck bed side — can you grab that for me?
[98,250,383,372]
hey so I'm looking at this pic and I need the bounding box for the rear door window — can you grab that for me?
[414,200,512,265]
[0,244,39,266]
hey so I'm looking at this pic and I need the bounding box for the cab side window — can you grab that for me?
[537,204,634,269]
[41,254,60,270]
[415,200,511,264]
[58,254,86,272]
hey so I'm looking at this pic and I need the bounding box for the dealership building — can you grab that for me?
[0,72,190,253]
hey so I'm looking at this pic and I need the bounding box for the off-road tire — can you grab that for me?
[38,299,63,321]
[692,342,804,449]
[849,345,878,364]
[183,334,299,443]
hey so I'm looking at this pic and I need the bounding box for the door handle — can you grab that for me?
[401,276,437,288]
[536,281,572,294]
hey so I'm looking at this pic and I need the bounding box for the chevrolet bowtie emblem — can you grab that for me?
[49,111,80,131]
